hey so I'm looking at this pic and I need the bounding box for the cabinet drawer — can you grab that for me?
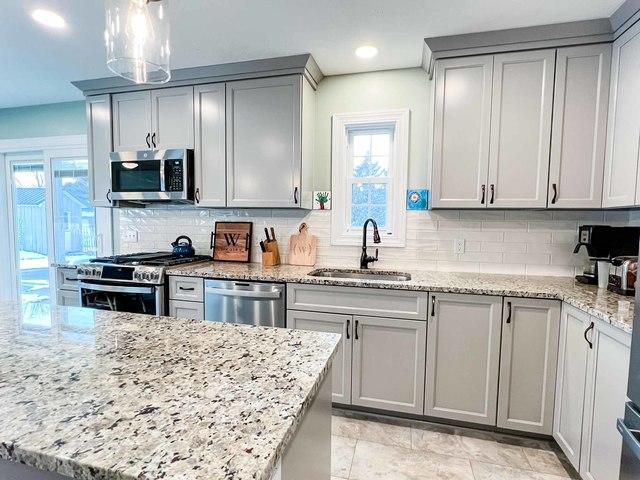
[169,300,204,320]
[57,288,80,307]
[169,276,204,301]
[287,283,429,320]
[57,268,79,291]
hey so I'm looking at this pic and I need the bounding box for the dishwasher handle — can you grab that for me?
[205,287,282,299]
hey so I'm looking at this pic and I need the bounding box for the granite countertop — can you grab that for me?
[167,262,635,333]
[0,302,340,480]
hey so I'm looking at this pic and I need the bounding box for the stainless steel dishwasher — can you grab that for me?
[204,279,286,327]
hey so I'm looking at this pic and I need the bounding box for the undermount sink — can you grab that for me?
[308,269,412,282]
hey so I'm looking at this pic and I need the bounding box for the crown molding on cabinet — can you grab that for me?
[72,54,324,96]
[422,0,640,78]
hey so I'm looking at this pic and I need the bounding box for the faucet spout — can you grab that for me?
[360,218,381,269]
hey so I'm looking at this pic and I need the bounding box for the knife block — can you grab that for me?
[262,240,281,266]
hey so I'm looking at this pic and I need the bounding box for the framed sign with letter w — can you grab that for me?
[211,222,253,262]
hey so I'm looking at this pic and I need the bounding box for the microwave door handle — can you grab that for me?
[159,160,166,192]
[205,287,282,299]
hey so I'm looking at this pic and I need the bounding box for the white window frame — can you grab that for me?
[331,110,409,248]
[0,135,114,301]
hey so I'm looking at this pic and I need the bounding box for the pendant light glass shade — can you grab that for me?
[104,0,170,84]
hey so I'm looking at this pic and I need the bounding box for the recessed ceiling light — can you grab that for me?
[31,9,67,29]
[355,45,378,59]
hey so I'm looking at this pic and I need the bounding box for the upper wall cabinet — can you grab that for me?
[226,75,315,209]
[112,86,194,152]
[86,94,113,207]
[431,49,555,209]
[603,21,640,208]
[431,56,493,208]
[194,83,226,207]
[487,50,555,208]
[549,45,611,209]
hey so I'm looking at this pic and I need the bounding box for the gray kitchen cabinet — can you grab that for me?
[226,75,314,208]
[55,267,80,307]
[288,310,352,404]
[112,91,152,151]
[579,316,631,480]
[549,45,611,209]
[424,293,502,425]
[151,86,195,149]
[431,55,493,208]
[351,315,426,415]
[169,300,204,321]
[113,87,194,152]
[194,83,226,206]
[56,289,80,307]
[169,276,204,302]
[497,298,560,435]
[487,49,555,208]
[603,20,640,207]
[553,304,593,470]
[86,94,113,207]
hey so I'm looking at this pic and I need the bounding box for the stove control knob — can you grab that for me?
[143,272,150,281]
[151,272,159,281]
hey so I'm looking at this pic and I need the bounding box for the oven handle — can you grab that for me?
[78,282,156,295]
[205,287,282,299]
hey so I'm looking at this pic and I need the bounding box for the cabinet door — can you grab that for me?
[86,95,113,207]
[497,298,560,434]
[57,289,80,307]
[431,56,493,208]
[288,310,352,404]
[553,304,592,469]
[151,86,195,149]
[549,45,611,209]
[487,50,555,208]
[169,300,204,321]
[226,76,301,208]
[603,22,640,207]
[112,91,152,151]
[351,315,426,414]
[194,83,226,206]
[425,293,502,425]
[580,320,631,480]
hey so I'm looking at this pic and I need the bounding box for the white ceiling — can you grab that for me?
[0,0,624,108]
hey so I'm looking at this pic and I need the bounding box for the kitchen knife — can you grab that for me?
[264,227,270,242]
[270,227,276,241]
[259,241,266,253]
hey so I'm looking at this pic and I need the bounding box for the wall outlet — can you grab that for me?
[454,238,465,254]
[124,230,138,243]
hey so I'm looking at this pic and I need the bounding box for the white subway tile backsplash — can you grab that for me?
[116,208,631,277]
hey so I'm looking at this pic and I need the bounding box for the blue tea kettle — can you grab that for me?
[171,235,195,257]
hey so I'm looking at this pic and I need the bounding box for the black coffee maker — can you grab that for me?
[574,225,640,284]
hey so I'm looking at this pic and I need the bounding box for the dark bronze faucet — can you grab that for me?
[360,218,381,269]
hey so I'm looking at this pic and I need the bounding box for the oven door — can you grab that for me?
[79,281,164,316]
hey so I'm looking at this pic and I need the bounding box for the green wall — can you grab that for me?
[0,101,86,139]
[314,68,430,189]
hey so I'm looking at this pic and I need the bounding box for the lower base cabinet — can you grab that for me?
[288,310,352,404]
[351,315,426,414]
[425,293,503,425]
[169,300,204,320]
[554,304,631,479]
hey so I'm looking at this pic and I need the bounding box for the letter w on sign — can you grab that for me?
[224,233,240,246]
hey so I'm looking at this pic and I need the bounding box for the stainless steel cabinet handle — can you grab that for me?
[506,301,512,324]
[205,287,282,299]
[145,133,151,148]
[431,296,436,317]
[346,319,351,340]
[78,282,154,294]
[584,321,594,349]
[480,184,486,205]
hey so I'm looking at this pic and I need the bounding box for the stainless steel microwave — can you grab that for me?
[109,149,194,202]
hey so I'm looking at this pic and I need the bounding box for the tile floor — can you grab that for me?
[330,411,579,480]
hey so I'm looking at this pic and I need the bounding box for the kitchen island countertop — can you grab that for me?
[0,302,339,480]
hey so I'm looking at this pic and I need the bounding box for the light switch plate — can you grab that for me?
[454,238,465,254]
[124,230,138,243]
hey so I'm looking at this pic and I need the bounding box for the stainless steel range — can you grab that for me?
[77,252,210,315]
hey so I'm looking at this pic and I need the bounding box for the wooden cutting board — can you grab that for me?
[288,223,318,266]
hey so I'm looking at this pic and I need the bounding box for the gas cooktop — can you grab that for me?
[90,252,211,266]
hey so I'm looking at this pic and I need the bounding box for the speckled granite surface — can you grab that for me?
[0,302,339,480]
[167,262,635,333]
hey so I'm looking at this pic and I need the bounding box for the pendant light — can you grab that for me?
[104,0,171,84]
